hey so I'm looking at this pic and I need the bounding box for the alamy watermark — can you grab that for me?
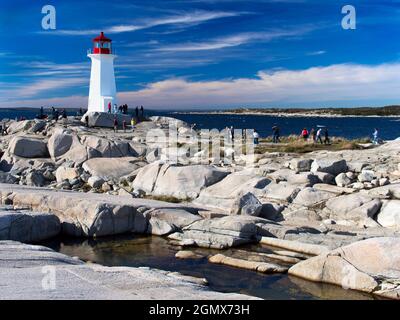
[41,5,56,30]
[144,126,256,166]
[41,266,56,290]
[342,5,356,30]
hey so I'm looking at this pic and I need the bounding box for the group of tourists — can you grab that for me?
[111,106,145,133]
[108,102,129,114]
[50,107,68,122]
[301,127,330,144]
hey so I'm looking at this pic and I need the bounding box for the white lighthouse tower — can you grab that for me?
[87,32,117,113]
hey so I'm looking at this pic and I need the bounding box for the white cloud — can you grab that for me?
[50,11,245,36]
[116,63,400,108]
[4,63,400,109]
[0,95,87,109]
[155,29,311,52]
[307,50,326,56]
[2,78,86,100]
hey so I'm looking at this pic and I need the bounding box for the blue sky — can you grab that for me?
[1,0,400,109]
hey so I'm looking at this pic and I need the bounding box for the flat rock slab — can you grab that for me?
[258,237,330,256]
[0,183,203,238]
[0,241,256,300]
[209,253,288,274]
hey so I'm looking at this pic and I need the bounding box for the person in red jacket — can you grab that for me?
[301,128,309,141]
[108,102,112,113]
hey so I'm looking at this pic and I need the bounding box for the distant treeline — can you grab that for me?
[225,105,400,116]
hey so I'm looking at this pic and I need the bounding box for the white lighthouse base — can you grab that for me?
[81,112,132,128]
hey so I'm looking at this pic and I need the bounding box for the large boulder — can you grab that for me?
[47,128,75,159]
[311,158,347,176]
[6,120,45,135]
[149,116,189,129]
[194,171,270,210]
[262,182,301,203]
[335,173,352,187]
[288,237,400,299]
[80,135,130,158]
[324,193,374,219]
[358,170,375,183]
[6,121,32,134]
[26,120,46,133]
[82,112,132,128]
[292,187,336,207]
[131,161,163,194]
[59,142,91,167]
[8,137,49,158]
[82,157,146,181]
[229,192,262,216]
[0,209,60,243]
[289,158,313,172]
[55,166,80,183]
[87,176,105,189]
[132,162,229,199]
[143,208,202,236]
[377,200,400,228]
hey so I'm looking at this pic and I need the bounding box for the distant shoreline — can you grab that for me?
[174,111,400,118]
[174,106,400,118]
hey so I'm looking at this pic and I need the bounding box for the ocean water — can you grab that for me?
[1,108,399,140]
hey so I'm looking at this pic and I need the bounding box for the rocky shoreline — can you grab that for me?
[0,113,399,299]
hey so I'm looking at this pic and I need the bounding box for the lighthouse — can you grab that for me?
[87,32,117,113]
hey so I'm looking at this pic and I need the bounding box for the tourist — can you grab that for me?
[54,109,59,122]
[123,119,127,133]
[84,115,89,127]
[108,102,112,113]
[373,128,379,145]
[253,130,260,145]
[135,106,139,120]
[316,128,323,144]
[131,117,136,131]
[51,106,55,119]
[62,109,67,119]
[1,123,8,136]
[301,128,309,141]
[310,128,316,142]
[140,105,144,119]
[113,104,118,114]
[230,126,234,142]
[113,117,118,133]
[79,108,83,116]
[272,125,280,143]
[324,128,330,144]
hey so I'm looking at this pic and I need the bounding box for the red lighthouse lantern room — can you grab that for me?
[93,32,112,54]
